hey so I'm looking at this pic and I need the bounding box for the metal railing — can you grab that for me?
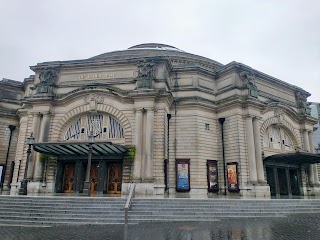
[124,183,136,224]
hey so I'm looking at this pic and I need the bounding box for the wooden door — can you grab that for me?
[90,164,98,194]
[63,163,75,193]
[107,163,122,194]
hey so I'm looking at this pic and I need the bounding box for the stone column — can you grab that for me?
[33,112,51,181]
[246,117,258,184]
[11,111,28,188]
[303,130,315,185]
[308,131,319,184]
[133,109,143,180]
[253,117,265,183]
[29,113,41,179]
[144,108,154,180]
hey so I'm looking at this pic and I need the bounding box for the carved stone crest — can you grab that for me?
[84,94,104,112]
[239,71,258,98]
[274,108,285,124]
[274,108,284,117]
[295,91,311,115]
[37,68,57,94]
[136,60,156,89]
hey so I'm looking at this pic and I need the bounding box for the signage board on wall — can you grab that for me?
[207,160,219,192]
[176,159,190,192]
[227,162,240,192]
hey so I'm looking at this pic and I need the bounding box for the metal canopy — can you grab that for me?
[264,152,320,165]
[33,142,127,156]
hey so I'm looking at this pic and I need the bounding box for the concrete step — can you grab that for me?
[0,196,319,225]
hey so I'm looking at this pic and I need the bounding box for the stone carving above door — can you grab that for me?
[84,94,104,112]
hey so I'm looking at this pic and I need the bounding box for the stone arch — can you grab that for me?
[52,103,132,144]
[260,116,300,148]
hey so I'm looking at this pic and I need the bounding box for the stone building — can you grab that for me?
[0,43,319,198]
[310,102,320,181]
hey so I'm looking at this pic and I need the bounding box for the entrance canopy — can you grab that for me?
[264,152,320,165]
[33,142,127,156]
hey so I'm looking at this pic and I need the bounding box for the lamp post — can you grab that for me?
[83,131,95,196]
[19,133,35,195]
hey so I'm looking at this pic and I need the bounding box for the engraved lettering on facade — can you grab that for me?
[76,73,115,80]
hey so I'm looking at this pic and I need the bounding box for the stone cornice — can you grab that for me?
[172,65,216,78]
[0,108,18,117]
[216,61,310,96]
[30,56,169,72]
[30,53,221,74]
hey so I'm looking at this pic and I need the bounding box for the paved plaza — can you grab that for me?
[1,213,320,240]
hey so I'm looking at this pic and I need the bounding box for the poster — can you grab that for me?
[227,162,239,192]
[207,160,219,192]
[176,160,190,192]
[0,165,4,187]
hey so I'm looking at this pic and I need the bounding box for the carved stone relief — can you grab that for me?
[37,68,57,94]
[84,94,104,112]
[295,91,311,115]
[239,71,258,98]
[136,60,156,89]
[274,108,285,125]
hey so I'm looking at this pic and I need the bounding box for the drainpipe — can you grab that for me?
[166,114,171,192]
[174,102,177,160]
[1,125,16,190]
[218,118,227,195]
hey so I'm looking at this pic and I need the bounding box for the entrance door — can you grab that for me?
[63,163,75,193]
[289,169,300,196]
[90,164,98,194]
[107,163,122,194]
[277,168,289,195]
[266,167,276,196]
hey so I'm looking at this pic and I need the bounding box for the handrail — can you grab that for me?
[124,183,136,224]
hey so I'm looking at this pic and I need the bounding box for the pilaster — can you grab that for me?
[246,116,258,184]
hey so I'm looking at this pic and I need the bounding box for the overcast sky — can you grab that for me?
[1,0,319,102]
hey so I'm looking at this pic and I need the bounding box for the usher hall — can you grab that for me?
[0,43,319,199]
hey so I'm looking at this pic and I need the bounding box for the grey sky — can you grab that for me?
[1,0,319,102]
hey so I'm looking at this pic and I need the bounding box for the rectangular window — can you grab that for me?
[176,159,190,192]
[227,162,240,192]
[207,160,219,193]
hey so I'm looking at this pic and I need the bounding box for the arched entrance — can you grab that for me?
[264,152,320,197]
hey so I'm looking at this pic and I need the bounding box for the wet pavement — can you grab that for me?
[1,213,320,240]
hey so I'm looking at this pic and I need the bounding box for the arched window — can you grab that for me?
[263,125,294,151]
[64,114,124,141]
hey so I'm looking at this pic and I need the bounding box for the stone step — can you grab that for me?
[127,215,287,222]
[0,218,124,225]
[129,208,320,214]
[0,196,319,225]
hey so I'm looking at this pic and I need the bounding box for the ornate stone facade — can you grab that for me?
[0,43,319,198]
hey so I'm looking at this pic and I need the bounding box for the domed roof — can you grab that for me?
[128,43,184,52]
[90,43,223,68]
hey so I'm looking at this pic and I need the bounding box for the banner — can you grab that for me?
[227,162,240,192]
[176,159,190,192]
[207,160,219,192]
